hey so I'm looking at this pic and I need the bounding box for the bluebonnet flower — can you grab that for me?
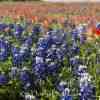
[19,44,31,61]
[13,24,24,39]
[37,38,48,49]
[96,23,100,29]
[76,25,87,44]
[0,48,7,61]
[11,46,19,55]
[76,65,96,100]
[37,36,52,50]
[77,24,88,44]
[33,30,68,79]
[50,30,65,45]
[56,48,65,61]
[9,67,19,79]
[71,29,79,41]
[33,62,46,79]
[31,24,43,42]
[79,72,92,88]
[11,43,30,66]
[70,56,80,68]
[61,42,68,53]
[32,24,42,33]
[0,73,8,85]
[0,23,7,31]
[47,62,59,75]
[20,67,31,89]
[57,81,73,100]
[15,24,24,33]
[79,83,95,100]
[13,54,22,67]
[76,65,87,76]
[71,42,80,54]
[61,88,72,100]
[57,81,67,92]
[60,95,72,100]
[24,36,33,46]
[35,56,44,64]
[35,47,46,57]
[11,46,22,67]
[46,45,57,60]
[0,39,10,61]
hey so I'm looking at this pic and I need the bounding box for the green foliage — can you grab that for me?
[0,80,21,100]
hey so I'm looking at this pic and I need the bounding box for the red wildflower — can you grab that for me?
[92,27,100,36]
[95,28,100,36]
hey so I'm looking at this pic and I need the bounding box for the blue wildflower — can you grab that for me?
[9,67,18,79]
[20,68,31,89]
[0,23,7,31]
[60,87,72,100]
[33,63,46,79]
[60,95,72,100]
[24,36,33,46]
[57,81,67,92]
[0,74,8,85]
[0,39,10,61]
[13,24,24,39]
[32,24,42,33]
[11,46,22,67]
[19,44,31,61]
[71,29,79,41]
[33,30,68,79]
[47,62,59,75]
[96,23,100,29]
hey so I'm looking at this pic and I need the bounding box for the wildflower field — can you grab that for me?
[0,2,100,100]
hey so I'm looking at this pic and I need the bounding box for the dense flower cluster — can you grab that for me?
[0,20,99,100]
[33,30,67,78]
